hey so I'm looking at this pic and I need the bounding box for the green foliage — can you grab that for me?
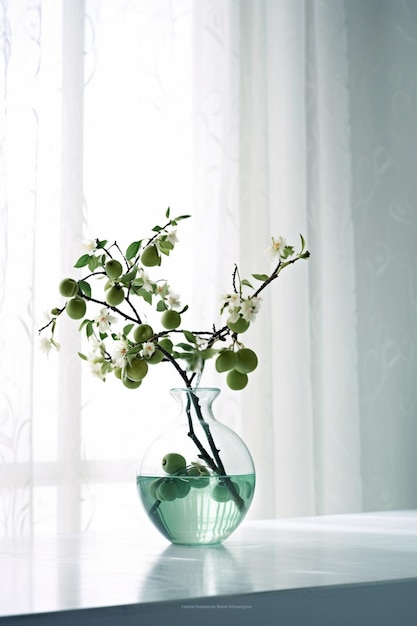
[40,209,309,393]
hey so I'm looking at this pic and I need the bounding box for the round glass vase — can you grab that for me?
[136,387,255,546]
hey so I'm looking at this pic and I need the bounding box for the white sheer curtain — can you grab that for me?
[1,0,417,535]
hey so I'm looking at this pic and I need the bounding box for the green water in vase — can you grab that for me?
[137,473,255,545]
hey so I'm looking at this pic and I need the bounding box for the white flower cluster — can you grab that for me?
[220,293,262,325]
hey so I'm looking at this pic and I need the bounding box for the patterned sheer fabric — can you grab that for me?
[1,0,416,535]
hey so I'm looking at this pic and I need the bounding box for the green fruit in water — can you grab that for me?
[122,376,142,389]
[226,369,249,391]
[125,358,148,382]
[158,337,173,353]
[161,309,181,330]
[133,324,154,343]
[140,244,160,267]
[173,477,192,498]
[156,480,179,501]
[105,259,123,280]
[106,285,125,306]
[227,316,250,334]
[187,464,210,488]
[162,453,187,474]
[66,297,86,320]
[149,478,164,499]
[59,278,78,298]
[211,481,240,503]
[236,348,258,373]
[215,350,238,373]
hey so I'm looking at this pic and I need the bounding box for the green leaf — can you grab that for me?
[241,279,254,289]
[96,239,108,249]
[138,288,152,305]
[86,321,94,338]
[175,342,194,352]
[174,214,191,221]
[179,304,189,314]
[88,255,101,272]
[74,254,91,268]
[78,319,90,331]
[126,343,143,356]
[123,323,134,336]
[78,280,91,298]
[199,348,216,360]
[252,273,269,281]
[156,300,167,312]
[78,352,88,361]
[183,330,197,344]
[299,233,306,253]
[126,241,141,260]
[282,245,294,259]
[99,332,108,340]
[158,239,174,251]
[165,206,171,219]
[120,266,138,285]
[152,225,162,232]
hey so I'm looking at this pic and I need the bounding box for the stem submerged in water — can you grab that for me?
[185,390,245,511]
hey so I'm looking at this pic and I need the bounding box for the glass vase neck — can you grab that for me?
[170,387,220,412]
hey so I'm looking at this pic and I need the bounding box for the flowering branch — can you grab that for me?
[38,210,309,392]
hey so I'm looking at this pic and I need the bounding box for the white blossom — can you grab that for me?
[220,292,241,309]
[166,228,178,245]
[168,290,181,310]
[40,337,54,354]
[241,297,261,322]
[227,307,241,324]
[89,359,105,380]
[82,238,97,253]
[156,282,168,297]
[266,236,286,262]
[139,268,153,292]
[142,341,156,358]
[111,337,129,368]
[95,307,118,332]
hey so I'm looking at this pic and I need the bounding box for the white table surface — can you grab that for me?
[1,510,417,625]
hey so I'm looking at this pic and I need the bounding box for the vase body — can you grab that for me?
[137,387,255,545]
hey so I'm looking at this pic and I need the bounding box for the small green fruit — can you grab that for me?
[149,478,164,499]
[59,278,78,298]
[211,480,240,503]
[227,317,250,334]
[147,349,164,364]
[173,477,192,498]
[106,285,125,306]
[140,244,160,267]
[187,464,210,488]
[156,480,179,501]
[226,369,249,390]
[161,309,181,330]
[125,358,148,382]
[158,337,173,353]
[105,259,123,280]
[133,324,154,343]
[66,297,86,320]
[215,350,238,373]
[122,376,142,389]
[236,348,258,374]
[162,453,187,474]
